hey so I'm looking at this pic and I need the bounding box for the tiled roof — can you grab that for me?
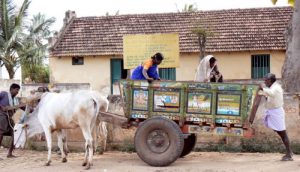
[50,7,293,57]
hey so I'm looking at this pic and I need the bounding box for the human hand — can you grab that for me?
[147,78,154,83]
[259,83,264,90]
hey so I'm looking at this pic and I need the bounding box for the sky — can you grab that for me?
[15,0,290,31]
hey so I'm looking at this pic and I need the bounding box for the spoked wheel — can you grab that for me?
[134,117,184,166]
[180,134,197,157]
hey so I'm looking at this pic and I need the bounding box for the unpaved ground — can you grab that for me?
[1,149,300,172]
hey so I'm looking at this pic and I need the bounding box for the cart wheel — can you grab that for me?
[134,116,184,166]
[180,134,197,157]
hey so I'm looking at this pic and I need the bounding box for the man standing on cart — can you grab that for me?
[131,52,164,83]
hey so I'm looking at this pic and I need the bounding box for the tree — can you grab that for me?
[0,0,30,79]
[192,27,214,60]
[19,13,55,83]
[273,0,300,93]
[105,10,120,16]
[178,3,198,12]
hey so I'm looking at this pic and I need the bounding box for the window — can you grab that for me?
[251,54,270,79]
[72,56,84,65]
[111,59,127,94]
[159,68,176,80]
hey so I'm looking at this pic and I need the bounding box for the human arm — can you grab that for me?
[0,92,6,111]
[142,68,154,82]
[142,60,156,82]
[258,83,276,97]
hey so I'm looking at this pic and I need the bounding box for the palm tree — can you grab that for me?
[273,0,300,93]
[19,13,55,83]
[0,0,30,79]
[178,3,198,12]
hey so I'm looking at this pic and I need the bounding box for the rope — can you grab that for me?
[4,111,27,148]
[6,112,14,130]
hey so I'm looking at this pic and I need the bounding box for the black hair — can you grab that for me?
[264,73,276,83]
[37,86,49,92]
[10,83,20,90]
[209,57,216,64]
[152,52,164,61]
[210,65,223,82]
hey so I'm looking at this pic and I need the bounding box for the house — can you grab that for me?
[49,7,293,93]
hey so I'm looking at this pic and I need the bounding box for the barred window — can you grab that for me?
[159,68,176,80]
[251,54,270,79]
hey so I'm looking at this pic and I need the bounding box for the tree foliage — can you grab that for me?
[0,0,55,82]
[19,13,55,83]
[0,0,30,79]
[178,3,198,12]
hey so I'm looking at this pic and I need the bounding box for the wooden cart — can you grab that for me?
[100,80,261,167]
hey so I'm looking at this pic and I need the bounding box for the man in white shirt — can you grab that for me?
[259,73,293,161]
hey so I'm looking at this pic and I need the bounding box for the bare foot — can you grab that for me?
[281,154,293,161]
[7,155,17,158]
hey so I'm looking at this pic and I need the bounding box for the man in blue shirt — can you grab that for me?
[0,83,21,158]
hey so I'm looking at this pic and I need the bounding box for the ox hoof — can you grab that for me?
[45,161,51,166]
[84,163,91,170]
[62,158,67,163]
[82,162,87,166]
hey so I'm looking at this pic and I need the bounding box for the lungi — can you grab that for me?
[263,107,286,131]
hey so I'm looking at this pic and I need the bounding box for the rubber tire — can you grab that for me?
[180,134,197,157]
[134,117,184,166]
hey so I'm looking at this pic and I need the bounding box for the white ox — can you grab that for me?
[14,90,109,170]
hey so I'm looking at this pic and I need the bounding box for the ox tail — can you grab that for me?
[90,95,109,154]
[91,94,109,118]
[91,98,100,119]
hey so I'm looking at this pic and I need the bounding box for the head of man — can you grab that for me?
[152,52,164,65]
[264,73,276,88]
[209,57,216,68]
[10,83,20,97]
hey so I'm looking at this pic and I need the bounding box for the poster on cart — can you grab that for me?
[132,89,148,110]
[187,92,212,114]
[217,94,241,116]
[154,91,180,112]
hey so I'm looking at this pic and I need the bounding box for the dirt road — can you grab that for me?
[0,149,299,172]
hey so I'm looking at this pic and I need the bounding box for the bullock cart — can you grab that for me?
[100,80,261,167]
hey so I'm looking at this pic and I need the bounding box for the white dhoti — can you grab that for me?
[263,107,286,131]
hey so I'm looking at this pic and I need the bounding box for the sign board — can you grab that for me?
[123,33,180,69]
